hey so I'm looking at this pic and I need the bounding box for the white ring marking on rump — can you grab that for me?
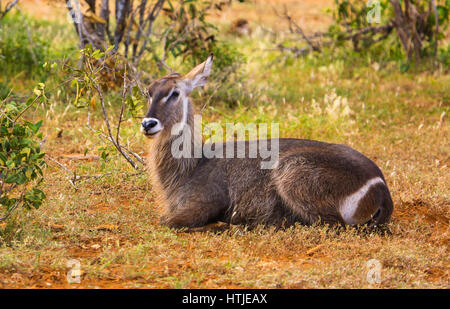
[340,177,385,225]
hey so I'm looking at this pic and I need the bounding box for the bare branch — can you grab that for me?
[117,68,128,144]
[274,4,394,60]
[91,78,140,170]
[113,0,131,51]
[86,114,146,166]
[132,0,148,59]
[46,154,116,190]
[0,192,24,222]
[134,0,165,65]
[431,0,439,57]
[281,6,321,52]
[0,0,19,20]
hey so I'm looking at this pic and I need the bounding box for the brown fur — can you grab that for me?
[143,55,393,229]
[229,18,252,36]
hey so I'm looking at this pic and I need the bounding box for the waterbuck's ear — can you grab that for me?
[181,53,213,94]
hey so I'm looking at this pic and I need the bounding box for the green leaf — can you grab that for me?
[33,88,42,96]
[101,150,109,161]
[20,147,31,156]
[5,172,27,184]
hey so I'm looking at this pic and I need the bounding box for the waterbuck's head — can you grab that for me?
[141,53,214,138]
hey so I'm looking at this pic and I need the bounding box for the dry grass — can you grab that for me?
[1,71,448,289]
[0,0,448,289]
[209,0,334,33]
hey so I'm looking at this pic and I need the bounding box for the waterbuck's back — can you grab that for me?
[189,138,389,226]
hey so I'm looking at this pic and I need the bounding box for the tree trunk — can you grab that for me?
[390,0,425,61]
[66,0,166,66]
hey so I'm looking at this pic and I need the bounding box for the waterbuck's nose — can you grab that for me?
[141,118,162,136]
[142,118,158,130]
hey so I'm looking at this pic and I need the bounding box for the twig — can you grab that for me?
[86,116,146,166]
[281,6,321,52]
[117,67,128,144]
[341,24,394,41]
[81,56,147,167]
[46,154,124,189]
[430,0,439,57]
[159,25,177,73]
[134,0,165,65]
[132,0,148,59]
[46,154,73,175]
[12,93,42,126]
[0,192,24,222]
[274,7,393,61]
[83,55,145,168]
[91,80,140,170]
[0,0,19,20]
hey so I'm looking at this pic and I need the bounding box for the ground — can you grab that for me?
[0,0,448,288]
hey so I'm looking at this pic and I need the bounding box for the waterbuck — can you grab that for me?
[141,53,393,229]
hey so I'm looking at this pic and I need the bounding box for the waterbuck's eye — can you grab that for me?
[169,90,179,101]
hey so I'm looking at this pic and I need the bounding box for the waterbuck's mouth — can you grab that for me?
[141,118,163,137]
[141,127,163,138]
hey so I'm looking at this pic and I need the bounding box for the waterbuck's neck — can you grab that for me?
[148,98,202,197]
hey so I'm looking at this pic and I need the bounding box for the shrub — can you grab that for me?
[0,87,47,226]
[278,0,450,70]
[0,13,50,78]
